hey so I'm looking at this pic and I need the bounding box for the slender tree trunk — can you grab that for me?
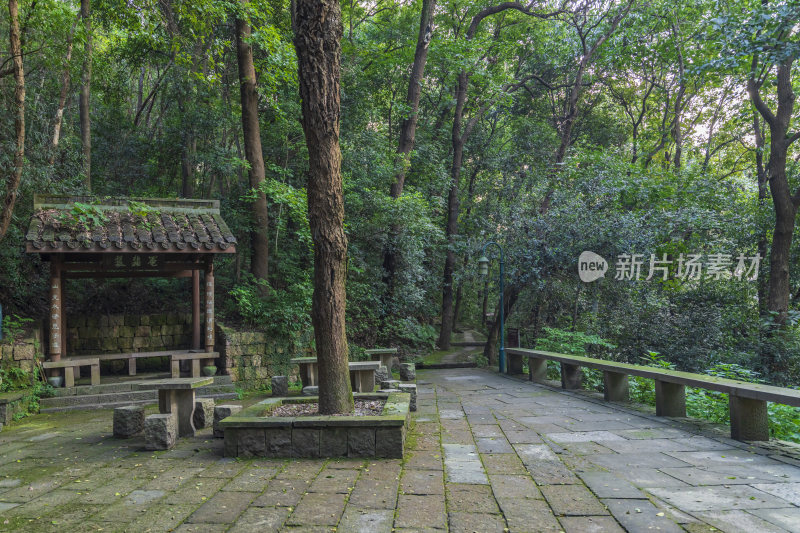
[49,14,78,165]
[391,0,435,197]
[293,0,353,414]
[235,4,270,295]
[437,69,467,349]
[181,134,196,197]
[0,0,25,243]
[483,285,520,365]
[753,110,769,313]
[79,0,92,190]
[381,0,436,311]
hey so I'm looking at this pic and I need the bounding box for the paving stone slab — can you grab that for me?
[401,469,444,495]
[471,425,504,438]
[446,483,499,513]
[222,466,280,492]
[558,515,626,533]
[601,498,684,532]
[749,507,800,531]
[692,509,789,533]
[228,506,292,532]
[395,493,447,530]
[545,430,626,443]
[348,477,399,509]
[185,490,258,524]
[488,474,541,500]
[750,482,800,505]
[338,507,394,533]
[540,484,608,516]
[286,491,347,526]
[481,453,527,474]
[498,497,562,532]
[647,485,791,512]
[308,467,359,493]
[665,449,781,467]
[577,471,644,499]
[475,437,514,454]
[252,477,310,507]
[448,511,506,533]
[403,450,443,470]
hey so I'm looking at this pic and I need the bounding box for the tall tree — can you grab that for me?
[49,14,79,165]
[80,0,92,190]
[235,1,270,296]
[438,1,561,350]
[382,0,436,304]
[293,0,353,414]
[0,0,25,242]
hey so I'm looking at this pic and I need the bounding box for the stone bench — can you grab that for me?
[507,348,800,442]
[43,358,100,387]
[290,358,381,392]
[69,350,218,378]
[366,348,397,370]
[113,405,145,438]
[171,351,217,378]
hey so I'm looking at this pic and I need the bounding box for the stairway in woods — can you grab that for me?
[39,375,238,413]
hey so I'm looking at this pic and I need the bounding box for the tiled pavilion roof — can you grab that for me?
[25,195,236,253]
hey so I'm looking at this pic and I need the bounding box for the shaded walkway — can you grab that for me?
[0,368,798,532]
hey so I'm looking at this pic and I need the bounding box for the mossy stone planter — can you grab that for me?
[220,392,410,459]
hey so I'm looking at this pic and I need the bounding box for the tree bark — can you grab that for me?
[748,58,800,327]
[293,0,353,414]
[235,4,270,295]
[49,14,78,165]
[79,0,92,190]
[0,0,25,243]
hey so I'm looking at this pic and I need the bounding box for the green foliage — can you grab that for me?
[535,327,616,357]
[228,278,312,338]
[1,314,33,344]
[60,202,106,230]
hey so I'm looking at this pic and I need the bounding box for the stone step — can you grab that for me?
[39,391,238,413]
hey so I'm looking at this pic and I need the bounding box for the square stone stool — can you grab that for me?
[113,405,145,438]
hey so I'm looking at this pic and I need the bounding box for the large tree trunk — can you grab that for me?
[0,0,25,242]
[293,0,353,414]
[49,14,78,165]
[381,0,436,312]
[437,70,468,350]
[235,5,270,296]
[79,0,91,190]
[753,110,769,313]
[748,60,800,326]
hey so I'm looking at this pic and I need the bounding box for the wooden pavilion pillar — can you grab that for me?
[191,261,201,350]
[204,258,214,355]
[48,256,63,377]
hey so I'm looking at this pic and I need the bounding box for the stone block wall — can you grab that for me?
[217,324,311,386]
[65,313,197,355]
[0,327,42,374]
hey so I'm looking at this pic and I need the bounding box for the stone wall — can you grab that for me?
[217,324,311,386]
[0,327,42,374]
[65,313,197,355]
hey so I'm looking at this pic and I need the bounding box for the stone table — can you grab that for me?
[134,377,213,437]
[366,348,397,371]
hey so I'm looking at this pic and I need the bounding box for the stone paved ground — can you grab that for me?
[1,368,800,532]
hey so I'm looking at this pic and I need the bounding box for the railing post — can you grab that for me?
[560,363,582,389]
[603,371,629,402]
[529,357,547,382]
[655,380,686,417]
[729,396,769,441]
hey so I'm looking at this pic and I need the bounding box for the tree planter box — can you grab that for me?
[220,392,410,458]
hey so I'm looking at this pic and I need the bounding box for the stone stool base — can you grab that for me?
[145,413,177,450]
[193,398,215,429]
[113,405,145,438]
[213,404,243,438]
